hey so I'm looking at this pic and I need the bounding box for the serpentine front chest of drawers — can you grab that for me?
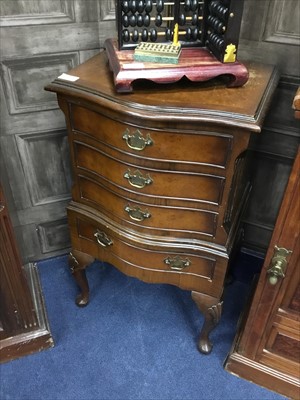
[46,52,278,354]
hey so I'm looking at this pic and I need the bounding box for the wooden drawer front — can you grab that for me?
[76,175,218,239]
[70,104,232,168]
[74,142,224,205]
[68,209,226,296]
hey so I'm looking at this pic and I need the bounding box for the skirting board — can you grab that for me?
[225,352,300,400]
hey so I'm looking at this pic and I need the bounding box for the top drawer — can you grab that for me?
[70,104,232,169]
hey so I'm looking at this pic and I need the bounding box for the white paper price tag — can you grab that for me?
[57,73,79,82]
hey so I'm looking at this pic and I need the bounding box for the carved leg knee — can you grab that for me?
[68,250,94,307]
[191,291,223,354]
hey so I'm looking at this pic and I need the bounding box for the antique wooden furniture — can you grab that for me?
[45,52,278,354]
[116,0,245,58]
[105,38,248,92]
[0,185,53,363]
[225,93,300,398]
[107,0,249,91]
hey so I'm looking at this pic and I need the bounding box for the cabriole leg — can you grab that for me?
[68,250,94,307]
[191,291,223,354]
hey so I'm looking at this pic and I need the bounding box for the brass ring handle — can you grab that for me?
[124,205,151,221]
[94,230,113,247]
[124,169,153,189]
[164,256,191,271]
[122,128,153,151]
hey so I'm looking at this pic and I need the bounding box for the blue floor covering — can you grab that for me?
[0,255,287,400]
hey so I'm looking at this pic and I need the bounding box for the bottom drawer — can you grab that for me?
[68,205,228,297]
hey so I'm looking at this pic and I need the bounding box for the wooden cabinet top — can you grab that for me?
[46,51,279,132]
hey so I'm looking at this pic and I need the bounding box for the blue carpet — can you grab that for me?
[0,255,287,400]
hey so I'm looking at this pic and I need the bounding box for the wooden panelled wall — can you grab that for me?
[0,0,299,262]
[238,0,300,253]
[0,1,116,261]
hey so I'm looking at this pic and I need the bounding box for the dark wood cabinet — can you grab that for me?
[225,147,300,396]
[46,52,278,354]
[0,185,53,363]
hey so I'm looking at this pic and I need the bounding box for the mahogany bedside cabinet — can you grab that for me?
[45,52,278,354]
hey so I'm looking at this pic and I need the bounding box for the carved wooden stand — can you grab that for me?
[105,38,249,93]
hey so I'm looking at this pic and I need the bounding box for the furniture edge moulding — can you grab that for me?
[44,54,280,133]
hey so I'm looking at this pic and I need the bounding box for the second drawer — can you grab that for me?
[75,175,218,239]
[74,141,225,206]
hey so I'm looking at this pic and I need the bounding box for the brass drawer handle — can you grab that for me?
[124,169,153,189]
[122,128,153,151]
[94,230,113,247]
[124,205,151,221]
[164,256,191,271]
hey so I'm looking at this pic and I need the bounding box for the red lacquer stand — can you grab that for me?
[105,38,249,93]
